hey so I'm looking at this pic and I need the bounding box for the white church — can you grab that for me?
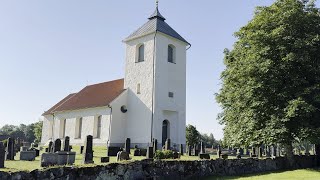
[41,4,190,149]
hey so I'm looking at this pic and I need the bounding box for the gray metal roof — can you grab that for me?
[124,7,190,45]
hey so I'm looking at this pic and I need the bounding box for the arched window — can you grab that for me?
[137,44,145,62]
[162,120,170,146]
[168,45,175,63]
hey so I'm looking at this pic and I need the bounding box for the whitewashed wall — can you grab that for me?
[41,107,111,145]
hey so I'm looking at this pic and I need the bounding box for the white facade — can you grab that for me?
[41,6,189,149]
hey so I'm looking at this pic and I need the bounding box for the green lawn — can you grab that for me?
[204,169,320,180]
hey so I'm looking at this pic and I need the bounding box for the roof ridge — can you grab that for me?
[85,78,124,88]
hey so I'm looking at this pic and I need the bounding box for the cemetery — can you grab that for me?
[0,135,319,179]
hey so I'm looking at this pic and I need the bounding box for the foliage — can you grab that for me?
[154,150,174,159]
[33,121,43,143]
[186,124,200,146]
[216,0,320,148]
[201,133,219,148]
[0,120,43,143]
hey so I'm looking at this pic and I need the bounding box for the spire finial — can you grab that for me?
[156,0,159,8]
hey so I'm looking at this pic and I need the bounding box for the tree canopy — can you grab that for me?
[216,0,320,148]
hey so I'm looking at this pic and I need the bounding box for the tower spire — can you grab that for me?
[156,0,159,8]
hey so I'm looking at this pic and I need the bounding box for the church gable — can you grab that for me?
[43,79,124,115]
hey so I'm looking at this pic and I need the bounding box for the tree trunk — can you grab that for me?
[284,144,295,168]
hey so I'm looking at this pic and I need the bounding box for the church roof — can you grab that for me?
[124,7,190,45]
[43,79,124,115]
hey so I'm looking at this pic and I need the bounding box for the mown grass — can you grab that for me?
[204,169,320,180]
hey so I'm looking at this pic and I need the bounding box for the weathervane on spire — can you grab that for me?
[156,0,159,7]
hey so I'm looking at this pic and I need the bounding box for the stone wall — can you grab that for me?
[0,156,318,180]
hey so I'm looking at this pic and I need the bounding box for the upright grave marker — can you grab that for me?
[53,139,61,153]
[153,139,158,154]
[63,136,70,152]
[180,144,184,155]
[6,138,15,160]
[0,142,5,168]
[48,141,53,152]
[165,139,171,150]
[83,135,94,164]
[125,138,131,154]
[187,145,192,156]
[200,142,205,154]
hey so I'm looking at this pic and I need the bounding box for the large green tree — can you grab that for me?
[216,0,320,161]
[186,124,200,146]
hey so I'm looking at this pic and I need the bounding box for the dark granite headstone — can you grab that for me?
[140,149,147,156]
[146,147,154,159]
[153,139,158,154]
[101,157,110,163]
[45,148,49,152]
[124,138,130,154]
[0,142,5,168]
[35,149,40,157]
[266,146,271,157]
[165,139,171,150]
[250,147,256,157]
[180,144,184,155]
[246,148,250,155]
[80,146,84,154]
[107,147,122,156]
[63,136,70,152]
[199,153,210,159]
[116,151,129,162]
[83,135,94,164]
[188,145,192,156]
[238,148,244,156]
[48,141,53,153]
[133,149,140,156]
[271,145,277,157]
[6,138,15,160]
[53,139,61,153]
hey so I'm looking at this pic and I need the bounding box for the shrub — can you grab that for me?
[154,150,165,159]
[163,150,174,159]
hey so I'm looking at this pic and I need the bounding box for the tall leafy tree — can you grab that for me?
[216,0,320,162]
[186,124,200,146]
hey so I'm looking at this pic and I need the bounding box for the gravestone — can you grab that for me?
[238,148,244,156]
[53,139,61,152]
[20,151,36,161]
[146,147,154,159]
[305,144,310,156]
[80,146,84,154]
[83,135,94,164]
[57,151,76,165]
[180,144,184,155]
[194,144,198,156]
[133,149,140,156]
[258,146,263,158]
[153,139,158,154]
[188,145,192,156]
[63,136,70,152]
[245,148,250,155]
[200,142,205,154]
[266,146,271,157]
[48,141,53,152]
[140,149,147,156]
[250,147,256,157]
[6,138,15,160]
[45,148,49,153]
[101,157,110,163]
[116,151,129,162]
[217,145,221,158]
[41,153,58,167]
[165,139,171,150]
[124,138,131,154]
[199,153,210,160]
[107,146,122,156]
[0,142,5,168]
[271,145,277,157]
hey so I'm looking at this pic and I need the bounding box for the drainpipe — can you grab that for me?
[108,105,113,147]
[151,30,158,143]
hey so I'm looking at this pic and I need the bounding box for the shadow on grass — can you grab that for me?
[202,168,320,180]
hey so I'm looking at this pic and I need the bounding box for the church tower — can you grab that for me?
[123,3,190,148]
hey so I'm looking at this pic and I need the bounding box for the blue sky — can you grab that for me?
[1,0,316,140]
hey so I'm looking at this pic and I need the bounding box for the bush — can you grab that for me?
[163,150,174,159]
[154,150,165,159]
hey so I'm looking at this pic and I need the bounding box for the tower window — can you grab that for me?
[168,45,175,63]
[137,83,141,94]
[137,44,145,62]
[169,92,174,98]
